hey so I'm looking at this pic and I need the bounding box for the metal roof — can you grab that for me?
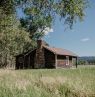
[44,46,77,57]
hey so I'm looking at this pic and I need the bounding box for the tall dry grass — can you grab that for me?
[0,66,95,97]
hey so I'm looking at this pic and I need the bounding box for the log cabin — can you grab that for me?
[15,40,78,69]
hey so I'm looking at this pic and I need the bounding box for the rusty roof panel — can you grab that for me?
[43,46,77,57]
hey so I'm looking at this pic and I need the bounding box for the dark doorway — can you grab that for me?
[29,50,36,69]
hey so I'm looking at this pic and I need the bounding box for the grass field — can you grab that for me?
[0,66,95,97]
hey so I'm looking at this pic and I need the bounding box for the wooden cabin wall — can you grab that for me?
[15,50,36,69]
[57,55,77,68]
[29,50,36,69]
[57,55,67,68]
[44,48,55,68]
[24,55,29,69]
[24,50,36,69]
[35,48,45,68]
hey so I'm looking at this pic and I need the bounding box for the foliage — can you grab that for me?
[78,57,95,65]
[0,0,15,14]
[0,0,88,68]
[19,0,88,38]
[0,1,37,68]
[78,60,87,65]
[0,12,36,68]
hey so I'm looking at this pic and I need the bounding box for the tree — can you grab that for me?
[0,21,35,68]
[18,0,88,39]
[0,0,88,68]
[0,0,88,39]
[0,9,35,68]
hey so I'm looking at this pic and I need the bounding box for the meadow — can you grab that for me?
[0,66,95,97]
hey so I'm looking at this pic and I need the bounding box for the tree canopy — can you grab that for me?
[0,0,88,38]
[19,0,88,38]
[0,0,88,68]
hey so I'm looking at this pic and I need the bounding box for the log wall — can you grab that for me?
[44,48,55,68]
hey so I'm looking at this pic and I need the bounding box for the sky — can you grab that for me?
[44,0,95,56]
[17,0,95,56]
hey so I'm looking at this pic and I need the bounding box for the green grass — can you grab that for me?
[0,66,95,97]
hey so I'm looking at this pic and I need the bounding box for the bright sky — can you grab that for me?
[44,0,95,56]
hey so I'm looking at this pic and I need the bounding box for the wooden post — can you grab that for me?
[55,54,57,69]
[68,56,69,65]
[66,56,69,65]
[76,57,78,68]
[28,55,30,68]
